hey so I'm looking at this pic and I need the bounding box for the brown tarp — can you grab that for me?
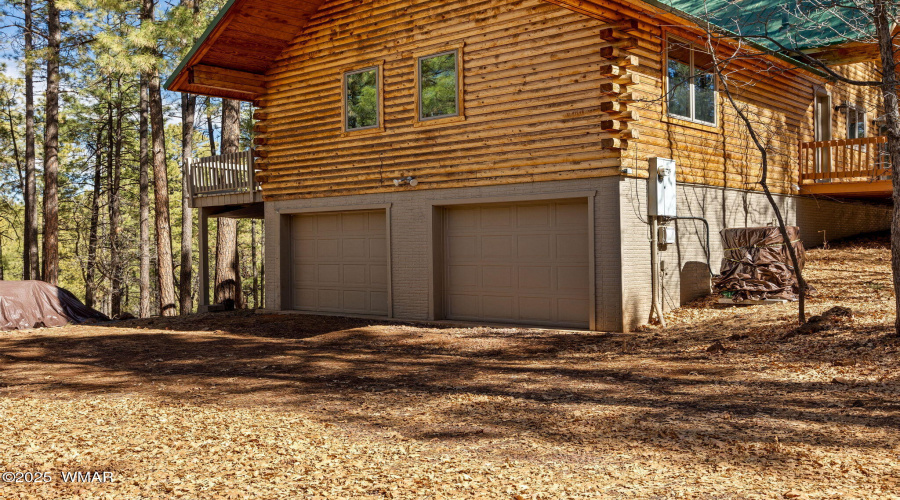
[0,281,109,331]
[713,226,808,301]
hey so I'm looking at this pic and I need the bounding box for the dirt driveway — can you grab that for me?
[0,236,898,499]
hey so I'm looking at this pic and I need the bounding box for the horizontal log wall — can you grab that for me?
[256,0,627,201]
[619,17,884,195]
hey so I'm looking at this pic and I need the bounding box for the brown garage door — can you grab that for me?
[443,199,590,328]
[291,210,388,316]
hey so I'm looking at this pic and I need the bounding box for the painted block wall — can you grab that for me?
[619,177,891,331]
[264,177,625,331]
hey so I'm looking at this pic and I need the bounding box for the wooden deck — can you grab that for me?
[188,150,262,208]
[799,136,892,197]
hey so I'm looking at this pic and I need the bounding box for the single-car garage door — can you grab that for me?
[291,210,388,316]
[443,199,590,328]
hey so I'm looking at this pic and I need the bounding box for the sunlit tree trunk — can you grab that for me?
[215,99,242,307]
[139,74,151,318]
[145,0,177,316]
[180,92,196,315]
[23,0,38,281]
[873,0,900,336]
[42,0,61,285]
[85,134,103,309]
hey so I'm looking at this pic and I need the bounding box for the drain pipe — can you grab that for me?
[667,216,716,277]
[649,215,667,328]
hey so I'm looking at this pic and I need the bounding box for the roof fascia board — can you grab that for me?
[164,0,242,91]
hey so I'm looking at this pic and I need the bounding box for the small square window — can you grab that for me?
[344,66,380,132]
[417,50,460,121]
[666,37,717,126]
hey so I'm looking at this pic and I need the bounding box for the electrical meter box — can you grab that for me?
[658,226,676,245]
[648,157,677,217]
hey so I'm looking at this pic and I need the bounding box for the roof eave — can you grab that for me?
[164,0,241,93]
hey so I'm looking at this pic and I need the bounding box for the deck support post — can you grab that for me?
[198,206,211,313]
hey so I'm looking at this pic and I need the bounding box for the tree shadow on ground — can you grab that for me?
[0,311,897,467]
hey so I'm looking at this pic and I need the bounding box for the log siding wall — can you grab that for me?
[252,0,883,201]
[256,0,630,201]
[622,21,884,195]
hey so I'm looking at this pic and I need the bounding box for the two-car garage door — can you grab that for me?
[442,199,590,329]
[288,200,590,328]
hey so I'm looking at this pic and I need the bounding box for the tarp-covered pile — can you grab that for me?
[0,281,109,331]
[714,226,807,301]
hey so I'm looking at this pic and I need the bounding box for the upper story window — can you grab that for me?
[847,105,866,139]
[666,37,716,126]
[416,48,463,122]
[343,65,381,132]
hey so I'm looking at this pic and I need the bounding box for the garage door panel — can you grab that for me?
[556,201,590,226]
[342,290,368,311]
[316,239,339,258]
[517,234,551,258]
[482,266,512,287]
[448,236,477,258]
[482,235,513,258]
[518,266,552,290]
[369,292,389,315]
[291,210,388,316]
[447,265,479,287]
[481,206,512,227]
[341,238,368,258]
[482,296,514,319]
[369,238,387,258]
[444,200,589,328]
[317,264,341,283]
[341,212,369,231]
[342,264,368,284]
[317,213,340,231]
[558,298,589,322]
[557,266,589,291]
[447,207,478,229]
[557,234,588,259]
[370,264,388,285]
[518,297,552,321]
[516,204,551,227]
[447,294,480,317]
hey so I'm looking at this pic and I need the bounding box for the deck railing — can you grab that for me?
[799,136,889,182]
[188,150,258,197]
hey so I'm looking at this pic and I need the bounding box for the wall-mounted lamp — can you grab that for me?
[834,103,849,113]
[393,176,419,187]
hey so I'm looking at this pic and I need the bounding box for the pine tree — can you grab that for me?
[42,0,61,285]
[215,98,241,308]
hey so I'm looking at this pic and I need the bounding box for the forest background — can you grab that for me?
[0,0,262,317]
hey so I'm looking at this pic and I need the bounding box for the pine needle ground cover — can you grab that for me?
[0,236,897,499]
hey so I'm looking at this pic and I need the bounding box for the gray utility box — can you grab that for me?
[648,157,677,217]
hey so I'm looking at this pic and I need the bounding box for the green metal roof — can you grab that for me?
[658,0,873,51]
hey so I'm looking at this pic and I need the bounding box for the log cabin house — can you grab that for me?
[167,0,891,331]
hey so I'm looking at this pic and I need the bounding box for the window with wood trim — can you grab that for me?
[666,37,716,126]
[343,66,381,132]
[847,105,866,139]
[416,48,464,122]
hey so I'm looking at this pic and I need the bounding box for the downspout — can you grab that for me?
[649,215,666,327]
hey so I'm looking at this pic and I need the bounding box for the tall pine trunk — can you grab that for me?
[85,133,103,309]
[42,0,61,285]
[145,0,177,316]
[873,0,900,336]
[180,93,196,314]
[251,219,258,308]
[23,0,37,281]
[139,75,151,318]
[215,99,241,307]
[107,78,124,317]
[179,0,200,315]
